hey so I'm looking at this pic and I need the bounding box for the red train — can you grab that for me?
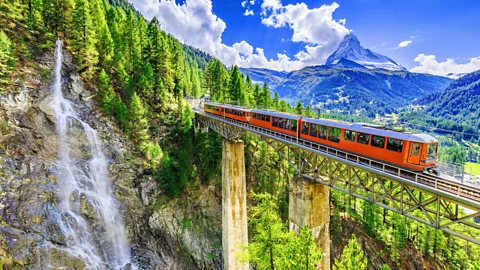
[203,102,439,173]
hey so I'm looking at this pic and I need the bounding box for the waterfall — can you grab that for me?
[49,40,132,269]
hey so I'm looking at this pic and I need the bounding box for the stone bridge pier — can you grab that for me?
[222,139,248,270]
[289,177,331,270]
[220,139,331,270]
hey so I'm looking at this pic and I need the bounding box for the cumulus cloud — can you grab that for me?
[129,0,350,71]
[241,0,247,7]
[397,40,412,48]
[244,9,254,16]
[411,54,480,78]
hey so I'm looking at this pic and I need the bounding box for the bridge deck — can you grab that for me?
[194,107,480,244]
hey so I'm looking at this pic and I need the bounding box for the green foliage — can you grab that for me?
[71,0,98,79]
[128,92,150,152]
[286,226,323,270]
[205,58,228,102]
[334,234,368,270]
[380,264,392,270]
[194,130,222,184]
[241,193,322,270]
[294,101,304,115]
[419,70,480,130]
[0,30,15,85]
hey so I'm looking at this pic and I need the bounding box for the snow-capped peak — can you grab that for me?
[326,34,406,71]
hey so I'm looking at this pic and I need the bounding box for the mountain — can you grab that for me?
[240,66,451,116]
[326,34,406,71]
[418,70,480,128]
[240,33,451,116]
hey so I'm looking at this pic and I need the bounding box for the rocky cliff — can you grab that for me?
[0,48,222,269]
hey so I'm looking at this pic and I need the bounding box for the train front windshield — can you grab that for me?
[427,143,438,163]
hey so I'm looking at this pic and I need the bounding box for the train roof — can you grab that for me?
[221,104,251,111]
[204,102,251,112]
[302,117,438,143]
[251,109,301,120]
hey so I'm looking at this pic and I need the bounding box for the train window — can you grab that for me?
[291,120,297,132]
[253,113,256,118]
[344,130,356,141]
[302,122,309,135]
[318,126,327,139]
[328,127,340,142]
[357,133,370,145]
[387,138,403,152]
[266,115,270,122]
[272,117,278,127]
[279,118,284,129]
[427,144,437,162]
[285,119,291,130]
[310,124,318,137]
[371,135,385,148]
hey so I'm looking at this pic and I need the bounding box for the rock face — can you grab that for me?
[0,48,222,269]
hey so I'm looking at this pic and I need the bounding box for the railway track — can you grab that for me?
[196,110,480,205]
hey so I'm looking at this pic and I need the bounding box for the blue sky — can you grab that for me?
[130,0,480,77]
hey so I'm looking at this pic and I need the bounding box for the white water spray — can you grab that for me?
[50,40,132,269]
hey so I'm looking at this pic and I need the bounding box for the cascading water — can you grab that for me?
[49,40,132,269]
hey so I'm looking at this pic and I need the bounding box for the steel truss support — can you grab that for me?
[261,137,480,245]
[195,111,480,245]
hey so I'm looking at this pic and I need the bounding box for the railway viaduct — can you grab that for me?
[192,102,480,270]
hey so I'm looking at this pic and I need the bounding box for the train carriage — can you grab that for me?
[250,109,301,137]
[221,104,251,122]
[300,118,438,172]
[203,101,439,173]
[204,102,222,116]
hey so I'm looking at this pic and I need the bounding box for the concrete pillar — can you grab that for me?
[222,139,248,270]
[289,177,330,270]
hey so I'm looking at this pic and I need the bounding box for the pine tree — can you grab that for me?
[253,84,261,108]
[295,101,304,115]
[244,75,254,106]
[205,58,227,102]
[191,69,201,98]
[362,200,376,237]
[286,226,323,270]
[334,234,368,270]
[278,100,288,112]
[98,69,116,115]
[273,92,279,110]
[71,0,98,79]
[242,193,288,270]
[92,0,113,68]
[262,82,271,108]
[0,31,15,84]
[159,34,175,93]
[128,92,150,152]
[228,65,243,104]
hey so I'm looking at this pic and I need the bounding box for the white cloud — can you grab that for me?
[339,18,346,25]
[411,54,480,78]
[129,0,350,71]
[244,9,254,16]
[241,0,247,7]
[397,40,412,48]
[261,2,350,45]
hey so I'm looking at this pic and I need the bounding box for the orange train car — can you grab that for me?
[250,109,301,137]
[204,102,222,116]
[203,102,439,173]
[300,118,438,172]
[221,104,252,123]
